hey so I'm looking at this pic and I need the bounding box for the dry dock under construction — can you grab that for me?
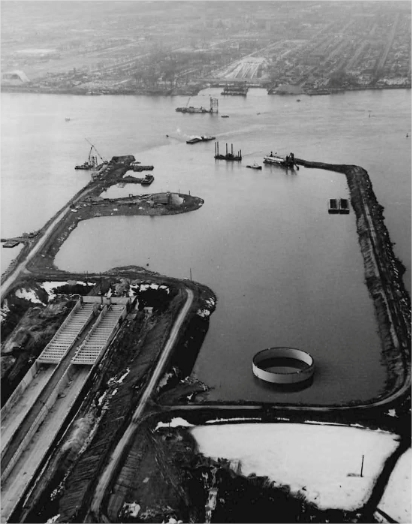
[0,296,129,522]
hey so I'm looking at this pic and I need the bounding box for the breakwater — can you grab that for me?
[296,158,410,400]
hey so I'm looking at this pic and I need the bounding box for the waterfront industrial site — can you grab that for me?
[1,146,410,522]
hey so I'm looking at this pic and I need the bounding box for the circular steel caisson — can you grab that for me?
[252,347,315,384]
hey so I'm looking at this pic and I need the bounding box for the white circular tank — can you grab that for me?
[252,347,315,385]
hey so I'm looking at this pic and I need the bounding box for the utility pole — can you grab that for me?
[360,455,364,477]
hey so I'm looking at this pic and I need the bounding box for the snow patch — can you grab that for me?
[15,288,43,304]
[155,417,194,431]
[386,409,397,418]
[1,300,10,323]
[46,515,60,523]
[123,502,141,518]
[378,448,411,523]
[117,368,130,385]
[41,281,67,301]
[206,417,261,424]
[191,423,399,511]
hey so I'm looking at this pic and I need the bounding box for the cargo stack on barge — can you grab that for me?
[214,142,242,161]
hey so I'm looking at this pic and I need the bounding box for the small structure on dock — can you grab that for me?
[214,142,242,161]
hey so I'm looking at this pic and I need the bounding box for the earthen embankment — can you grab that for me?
[295,158,410,400]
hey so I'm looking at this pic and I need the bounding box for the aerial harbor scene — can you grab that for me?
[0,1,411,523]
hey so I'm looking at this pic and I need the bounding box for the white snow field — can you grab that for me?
[377,448,411,523]
[191,423,399,511]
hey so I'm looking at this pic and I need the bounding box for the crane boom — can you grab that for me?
[85,138,106,163]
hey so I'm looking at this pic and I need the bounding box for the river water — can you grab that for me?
[1,89,410,404]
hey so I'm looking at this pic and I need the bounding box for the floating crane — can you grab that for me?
[75,139,107,170]
[85,138,107,164]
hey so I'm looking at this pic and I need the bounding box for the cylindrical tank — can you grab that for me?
[252,347,314,385]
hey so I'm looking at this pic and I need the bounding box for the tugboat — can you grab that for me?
[186,135,216,144]
[246,163,262,170]
[141,174,154,186]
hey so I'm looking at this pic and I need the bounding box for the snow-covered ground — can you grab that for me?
[377,448,411,523]
[191,423,399,511]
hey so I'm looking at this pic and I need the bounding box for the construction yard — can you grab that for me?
[1,155,410,523]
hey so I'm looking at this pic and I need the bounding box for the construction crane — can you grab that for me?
[85,138,107,164]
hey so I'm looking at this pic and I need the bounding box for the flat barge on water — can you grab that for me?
[176,97,218,114]
[186,135,216,144]
[263,152,298,169]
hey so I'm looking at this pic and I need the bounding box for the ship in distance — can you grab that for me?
[263,151,298,169]
[186,135,216,144]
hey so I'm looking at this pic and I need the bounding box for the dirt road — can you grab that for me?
[88,287,194,522]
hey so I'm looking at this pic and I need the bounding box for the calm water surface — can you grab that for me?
[2,89,410,404]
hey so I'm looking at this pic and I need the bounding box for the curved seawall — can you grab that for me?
[296,158,410,401]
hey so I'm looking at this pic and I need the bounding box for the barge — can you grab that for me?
[328,199,339,214]
[339,198,350,214]
[176,97,218,114]
[186,135,216,144]
[263,151,297,169]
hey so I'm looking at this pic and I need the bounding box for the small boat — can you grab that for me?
[221,115,229,118]
[246,163,262,170]
[339,198,350,214]
[186,135,216,144]
[65,117,71,122]
[141,174,154,186]
[328,199,339,214]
